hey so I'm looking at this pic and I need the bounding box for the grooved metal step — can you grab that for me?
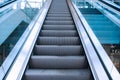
[40,30,78,37]
[49,9,69,12]
[42,25,75,30]
[30,56,87,69]
[46,17,72,21]
[48,11,70,13]
[49,10,70,12]
[37,37,80,45]
[47,13,71,17]
[34,45,84,55]
[44,20,74,25]
[48,12,70,14]
[24,69,91,80]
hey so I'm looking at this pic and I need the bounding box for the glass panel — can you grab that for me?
[21,0,46,19]
[0,0,46,66]
[0,8,12,17]
[0,21,28,66]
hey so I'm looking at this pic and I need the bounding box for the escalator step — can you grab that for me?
[44,21,74,25]
[46,17,72,21]
[42,25,75,30]
[40,30,78,37]
[48,11,70,13]
[37,37,80,45]
[24,69,91,80]
[49,7,69,10]
[50,7,69,10]
[34,45,84,55]
[47,13,71,17]
[30,56,88,69]
[48,12,70,14]
[49,10,70,12]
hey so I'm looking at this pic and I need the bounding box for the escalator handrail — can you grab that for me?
[96,1,120,17]
[4,0,52,80]
[67,0,109,80]
[100,0,120,11]
[71,0,120,80]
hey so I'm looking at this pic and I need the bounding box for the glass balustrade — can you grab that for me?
[0,0,46,66]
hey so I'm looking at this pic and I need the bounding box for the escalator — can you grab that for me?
[22,0,93,80]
